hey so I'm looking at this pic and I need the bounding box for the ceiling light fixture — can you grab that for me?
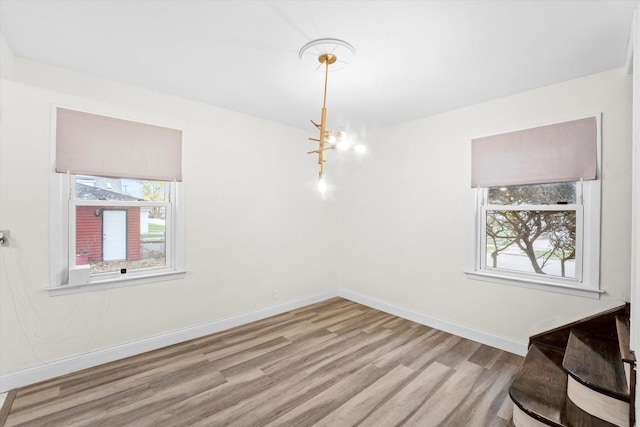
[299,39,365,193]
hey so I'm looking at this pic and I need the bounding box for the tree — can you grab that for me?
[141,181,165,218]
[486,214,516,268]
[548,211,576,277]
[485,183,576,277]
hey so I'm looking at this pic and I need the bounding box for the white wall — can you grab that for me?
[0,43,338,381]
[337,68,633,345]
[0,34,15,80]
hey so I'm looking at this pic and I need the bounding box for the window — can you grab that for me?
[50,108,184,293]
[466,116,601,298]
[469,180,601,297]
[484,182,580,278]
[73,175,172,273]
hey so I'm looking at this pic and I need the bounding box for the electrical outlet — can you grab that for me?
[0,230,9,247]
[272,289,279,300]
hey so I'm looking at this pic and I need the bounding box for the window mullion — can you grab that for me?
[475,188,488,271]
[164,181,174,271]
[69,175,77,268]
[575,205,585,283]
[480,205,488,271]
[485,204,579,212]
[74,200,170,208]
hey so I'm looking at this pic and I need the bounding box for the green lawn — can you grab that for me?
[148,223,165,233]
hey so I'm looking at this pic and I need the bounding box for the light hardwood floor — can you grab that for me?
[1,298,522,426]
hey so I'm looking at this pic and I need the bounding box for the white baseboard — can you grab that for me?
[0,288,527,393]
[337,289,528,356]
[0,290,338,393]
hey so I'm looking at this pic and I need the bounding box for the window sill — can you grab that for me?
[47,270,186,296]
[465,270,603,299]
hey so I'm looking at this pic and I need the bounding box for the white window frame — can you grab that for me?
[466,180,601,298]
[466,117,602,299]
[50,175,185,295]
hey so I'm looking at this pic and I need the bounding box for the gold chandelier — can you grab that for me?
[299,39,365,193]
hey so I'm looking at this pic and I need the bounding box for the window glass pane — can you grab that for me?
[487,182,576,205]
[485,209,576,278]
[75,206,166,273]
[75,175,166,202]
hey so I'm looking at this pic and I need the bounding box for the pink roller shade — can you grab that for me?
[471,117,597,188]
[56,108,183,182]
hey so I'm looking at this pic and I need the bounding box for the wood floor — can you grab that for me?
[1,297,522,427]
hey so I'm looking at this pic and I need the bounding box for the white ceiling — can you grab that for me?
[0,1,636,132]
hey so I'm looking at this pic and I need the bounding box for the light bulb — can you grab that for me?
[337,140,350,150]
[318,178,327,193]
[354,144,366,153]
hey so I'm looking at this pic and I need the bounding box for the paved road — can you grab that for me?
[488,252,575,278]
